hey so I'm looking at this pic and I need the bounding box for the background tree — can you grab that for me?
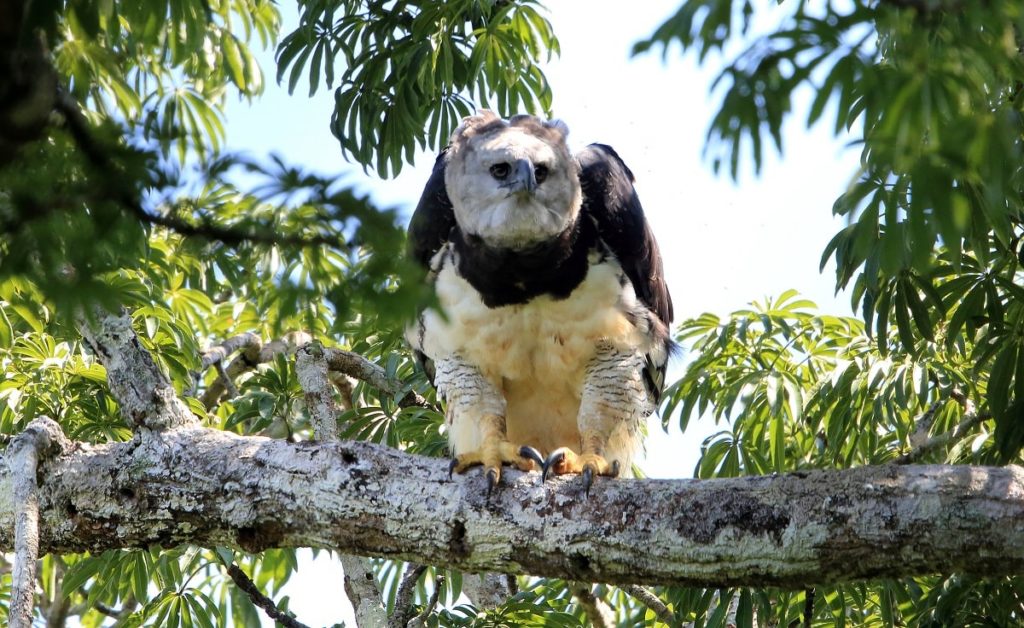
[1,1,1023,627]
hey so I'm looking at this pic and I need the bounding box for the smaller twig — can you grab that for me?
[199,332,310,409]
[43,556,72,628]
[296,342,342,442]
[93,602,120,618]
[407,575,444,628]
[214,361,238,398]
[897,411,990,464]
[324,347,431,409]
[726,591,740,626]
[55,91,346,251]
[623,584,674,625]
[803,587,815,628]
[330,371,356,411]
[225,563,310,628]
[389,564,428,628]
[200,332,263,371]
[908,400,944,448]
[571,583,613,628]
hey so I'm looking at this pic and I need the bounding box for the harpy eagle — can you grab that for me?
[406,110,674,493]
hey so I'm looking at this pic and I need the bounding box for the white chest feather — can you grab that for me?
[413,252,643,386]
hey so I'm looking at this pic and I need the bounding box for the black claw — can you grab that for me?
[448,458,458,480]
[486,468,498,496]
[541,451,565,482]
[582,466,593,498]
[519,446,544,470]
[611,460,621,477]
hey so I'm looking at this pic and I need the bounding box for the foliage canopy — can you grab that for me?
[2,0,1024,626]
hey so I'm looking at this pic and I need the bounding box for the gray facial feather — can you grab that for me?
[445,111,582,249]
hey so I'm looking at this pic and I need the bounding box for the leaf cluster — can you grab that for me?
[639,0,1024,460]
[277,0,558,176]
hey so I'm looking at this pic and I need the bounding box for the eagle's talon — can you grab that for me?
[542,450,567,482]
[486,468,499,495]
[519,446,545,470]
[450,438,537,493]
[542,447,619,491]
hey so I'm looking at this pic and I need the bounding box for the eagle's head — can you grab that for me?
[444,110,582,250]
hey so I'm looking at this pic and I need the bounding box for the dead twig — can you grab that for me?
[225,563,310,628]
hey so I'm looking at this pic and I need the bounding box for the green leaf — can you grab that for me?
[222,33,247,89]
[989,343,1017,419]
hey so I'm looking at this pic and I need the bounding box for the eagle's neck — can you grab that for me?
[451,216,597,308]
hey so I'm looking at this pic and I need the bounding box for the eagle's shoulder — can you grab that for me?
[577,143,674,328]
[407,149,454,268]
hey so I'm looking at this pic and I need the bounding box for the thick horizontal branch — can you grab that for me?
[1,426,1022,588]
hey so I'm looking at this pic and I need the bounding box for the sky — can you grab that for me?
[222,2,863,624]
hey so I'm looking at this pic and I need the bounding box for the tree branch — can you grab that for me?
[197,334,423,412]
[389,564,427,628]
[2,424,1023,588]
[225,563,310,628]
[78,309,197,430]
[294,341,387,628]
[323,347,430,409]
[406,575,443,628]
[198,332,311,409]
[623,585,674,625]
[460,572,516,610]
[897,411,991,464]
[340,555,388,628]
[7,418,71,628]
[803,587,815,628]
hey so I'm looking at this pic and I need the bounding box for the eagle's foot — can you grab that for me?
[541,448,620,496]
[448,440,539,493]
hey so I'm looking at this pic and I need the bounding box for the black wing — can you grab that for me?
[577,143,674,327]
[407,149,455,268]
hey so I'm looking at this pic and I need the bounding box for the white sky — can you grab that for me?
[222,2,861,624]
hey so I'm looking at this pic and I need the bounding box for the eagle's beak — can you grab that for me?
[501,158,537,195]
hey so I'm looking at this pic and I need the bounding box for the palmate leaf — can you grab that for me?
[280,0,559,176]
[643,1,1024,463]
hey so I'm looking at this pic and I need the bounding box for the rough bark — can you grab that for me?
[623,585,673,624]
[294,339,387,628]
[7,418,71,628]
[1,425,1022,588]
[323,347,429,408]
[389,564,428,628]
[78,310,197,430]
[460,572,516,610]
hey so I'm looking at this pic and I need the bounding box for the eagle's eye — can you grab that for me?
[534,165,549,184]
[489,163,510,180]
